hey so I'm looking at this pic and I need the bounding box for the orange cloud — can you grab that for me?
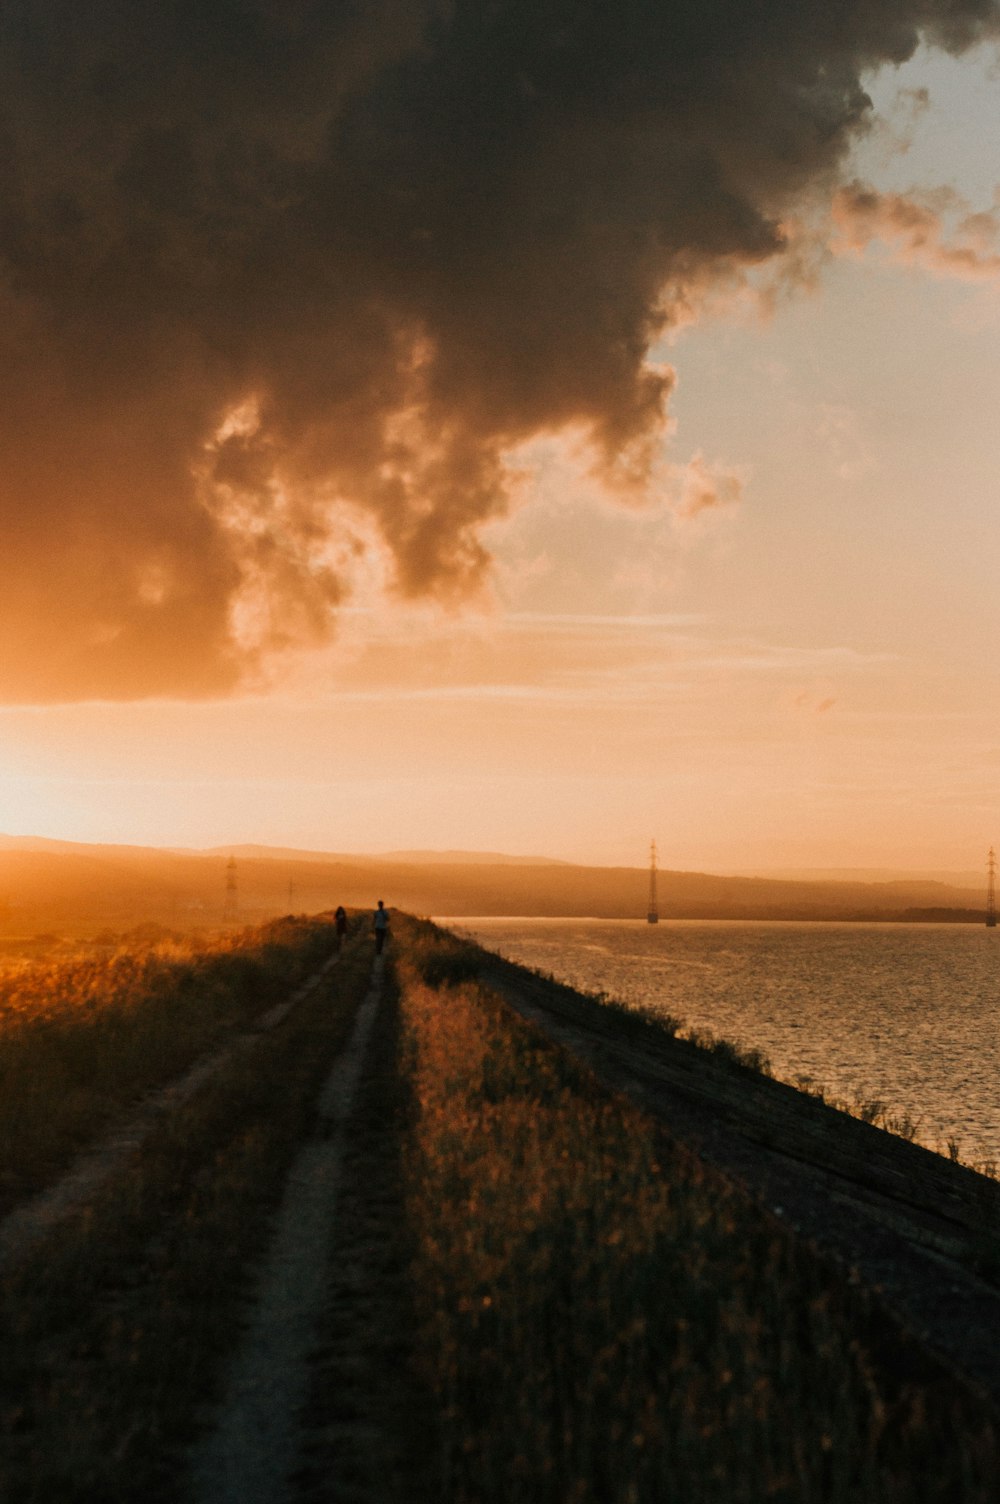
[832,180,1000,280]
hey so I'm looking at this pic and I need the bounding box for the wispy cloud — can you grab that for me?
[832,180,1000,280]
[294,609,898,709]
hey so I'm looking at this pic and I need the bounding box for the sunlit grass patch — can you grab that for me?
[399,921,1000,1503]
[0,915,344,1211]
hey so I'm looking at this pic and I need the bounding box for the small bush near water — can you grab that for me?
[414,936,482,991]
[398,922,1000,1503]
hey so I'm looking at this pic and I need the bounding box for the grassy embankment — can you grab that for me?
[0,916,373,1503]
[396,918,1000,1503]
[463,942,994,1173]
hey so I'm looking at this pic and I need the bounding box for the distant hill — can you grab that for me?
[744,865,988,889]
[192,843,357,863]
[187,844,568,867]
[0,833,173,859]
[0,832,988,936]
[377,849,570,866]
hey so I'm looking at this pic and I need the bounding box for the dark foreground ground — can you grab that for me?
[4,916,1000,1501]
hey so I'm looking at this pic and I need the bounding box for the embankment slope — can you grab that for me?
[477,945,1000,1408]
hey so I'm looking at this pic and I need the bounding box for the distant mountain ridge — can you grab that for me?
[0,832,986,935]
[377,849,570,866]
[743,865,989,888]
[190,844,568,866]
[0,836,980,938]
[0,834,982,886]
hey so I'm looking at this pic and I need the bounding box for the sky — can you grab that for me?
[2,2,1000,872]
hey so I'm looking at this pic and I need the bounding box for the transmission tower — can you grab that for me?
[988,847,997,929]
[224,856,239,923]
[647,838,659,925]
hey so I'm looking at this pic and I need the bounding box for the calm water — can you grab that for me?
[452,918,1000,1163]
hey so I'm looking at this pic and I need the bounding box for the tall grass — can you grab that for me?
[399,924,999,1503]
[0,916,341,1211]
[0,933,373,1503]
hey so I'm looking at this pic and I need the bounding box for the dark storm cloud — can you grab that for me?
[1,0,997,699]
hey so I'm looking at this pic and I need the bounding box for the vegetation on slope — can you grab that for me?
[397,919,1000,1503]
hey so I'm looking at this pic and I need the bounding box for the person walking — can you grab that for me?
[373,899,390,955]
[334,905,347,950]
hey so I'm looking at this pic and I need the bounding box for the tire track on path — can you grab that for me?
[185,954,385,1504]
[0,947,343,1270]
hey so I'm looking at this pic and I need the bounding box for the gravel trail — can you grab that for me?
[185,955,385,1504]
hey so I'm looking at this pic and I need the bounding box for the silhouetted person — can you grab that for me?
[334,905,347,950]
[373,899,389,955]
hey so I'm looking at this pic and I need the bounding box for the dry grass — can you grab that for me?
[6,913,999,1500]
[0,916,340,1211]
[0,928,373,1503]
[398,921,1000,1503]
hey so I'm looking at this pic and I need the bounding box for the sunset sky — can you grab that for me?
[3,3,1000,872]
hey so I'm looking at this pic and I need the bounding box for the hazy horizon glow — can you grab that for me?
[2,14,1000,870]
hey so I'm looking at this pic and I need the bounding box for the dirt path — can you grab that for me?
[482,954,1000,1409]
[185,955,386,1504]
[0,948,343,1270]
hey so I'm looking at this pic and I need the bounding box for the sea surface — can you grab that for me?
[450,918,1000,1164]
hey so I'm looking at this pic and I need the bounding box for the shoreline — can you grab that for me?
[473,939,1000,1410]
